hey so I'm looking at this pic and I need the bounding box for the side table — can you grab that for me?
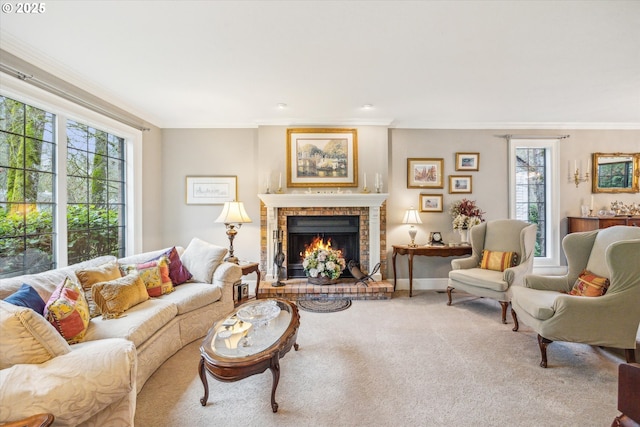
[392,244,472,297]
[237,262,261,303]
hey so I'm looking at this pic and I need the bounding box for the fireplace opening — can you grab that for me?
[287,215,359,279]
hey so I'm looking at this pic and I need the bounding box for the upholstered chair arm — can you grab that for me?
[503,262,531,287]
[451,255,480,270]
[523,273,572,292]
[0,338,136,427]
[212,261,243,314]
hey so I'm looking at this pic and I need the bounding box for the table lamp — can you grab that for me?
[215,201,252,264]
[402,207,422,247]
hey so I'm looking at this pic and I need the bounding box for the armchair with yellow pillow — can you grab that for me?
[447,219,537,323]
[511,226,640,368]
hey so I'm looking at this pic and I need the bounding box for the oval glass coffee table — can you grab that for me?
[199,298,300,413]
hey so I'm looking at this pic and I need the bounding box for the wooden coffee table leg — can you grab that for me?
[269,354,281,412]
[199,357,209,406]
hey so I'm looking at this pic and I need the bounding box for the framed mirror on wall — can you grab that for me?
[592,153,640,193]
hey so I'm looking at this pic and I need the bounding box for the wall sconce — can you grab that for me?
[402,207,422,247]
[215,201,252,264]
[569,160,590,188]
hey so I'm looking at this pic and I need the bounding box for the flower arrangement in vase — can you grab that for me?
[450,199,485,244]
[302,237,346,284]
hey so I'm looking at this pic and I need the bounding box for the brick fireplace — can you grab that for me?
[258,193,388,282]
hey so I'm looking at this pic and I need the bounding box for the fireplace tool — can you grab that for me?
[273,230,286,287]
[347,260,381,287]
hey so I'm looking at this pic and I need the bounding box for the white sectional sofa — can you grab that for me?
[0,239,242,426]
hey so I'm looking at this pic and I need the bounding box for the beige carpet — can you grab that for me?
[135,291,626,426]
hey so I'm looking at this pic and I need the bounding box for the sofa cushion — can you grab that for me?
[92,273,150,319]
[512,287,558,320]
[121,257,174,297]
[76,261,123,318]
[449,268,509,292]
[84,298,178,347]
[149,247,192,285]
[156,281,222,315]
[181,238,227,283]
[0,300,71,369]
[44,278,91,344]
[568,269,610,297]
[4,284,46,315]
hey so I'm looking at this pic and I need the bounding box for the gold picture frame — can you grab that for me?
[449,175,472,194]
[185,176,237,205]
[287,128,358,187]
[455,152,480,171]
[407,158,444,189]
[419,194,444,212]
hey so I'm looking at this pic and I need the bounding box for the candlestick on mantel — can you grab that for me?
[363,173,367,188]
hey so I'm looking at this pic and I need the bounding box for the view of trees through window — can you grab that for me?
[514,147,546,257]
[0,95,126,278]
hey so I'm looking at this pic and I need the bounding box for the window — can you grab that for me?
[0,96,56,277]
[0,94,130,278]
[66,121,126,264]
[508,138,560,267]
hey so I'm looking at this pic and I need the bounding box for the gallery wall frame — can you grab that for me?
[449,175,472,194]
[287,128,358,187]
[407,158,444,189]
[185,176,237,205]
[455,152,480,171]
[419,194,444,212]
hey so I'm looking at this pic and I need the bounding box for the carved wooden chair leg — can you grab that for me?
[511,308,519,332]
[537,334,553,368]
[446,286,454,306]
[625,349,636,363]
[499,301,509,324]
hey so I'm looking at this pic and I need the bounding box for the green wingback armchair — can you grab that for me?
[447,219,537,323]
[511,226,640,368]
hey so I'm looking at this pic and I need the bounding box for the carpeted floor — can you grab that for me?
[135,291,626,426]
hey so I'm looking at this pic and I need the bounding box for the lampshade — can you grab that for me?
[215,201,252,224]
[402,208,422,225]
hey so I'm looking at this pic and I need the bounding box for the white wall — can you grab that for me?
[150,126,638,291]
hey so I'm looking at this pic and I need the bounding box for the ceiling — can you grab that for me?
[1,1,639,129]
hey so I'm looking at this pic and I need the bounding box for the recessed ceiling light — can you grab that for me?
[277,103,288,109]
[362,104,374,110]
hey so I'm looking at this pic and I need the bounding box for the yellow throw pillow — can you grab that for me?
[120,256,173,297]
[480,250,519,272]
[76,261,122,318]
[92,273,149,319]
[569,269,610,297]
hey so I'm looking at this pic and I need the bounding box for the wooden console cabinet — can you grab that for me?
[567,216,640,233]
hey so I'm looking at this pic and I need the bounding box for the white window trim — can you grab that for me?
[1,72,142,265]
[508,138,561,268]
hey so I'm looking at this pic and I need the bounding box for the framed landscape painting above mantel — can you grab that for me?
[287,128,358,187]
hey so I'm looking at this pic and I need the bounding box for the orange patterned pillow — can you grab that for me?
[480,250,519,272]
[569,270,609,297]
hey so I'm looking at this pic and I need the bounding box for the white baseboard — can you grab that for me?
[393,278,449,292]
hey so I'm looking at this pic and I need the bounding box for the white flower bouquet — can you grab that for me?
[450,199,485,230]
[302,241,346,280]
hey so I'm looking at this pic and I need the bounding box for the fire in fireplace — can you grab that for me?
[287,215,359,279]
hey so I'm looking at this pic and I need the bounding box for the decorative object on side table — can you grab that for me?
[302,237,346,284]
[450,198,484,245]
[429,231,445,246]
[215,201,252,264]
[402,207,422,247]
